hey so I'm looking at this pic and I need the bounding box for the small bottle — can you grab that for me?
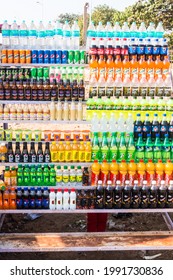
[123,180,132,209]
[56,100,62,120]
[95,180,104,209]
[69,166,76,186]
[70,98,76,121]
[105,180,113,209]
[158,180,167,208]
[44,142,51,163]
[132,180,141,209]
[141,180,149,208]
[29,142,37,163]
[14,142,22,163]
[76,166,83,186]
[62,166,69,184]
[82,167,89,186]
[56,166,63,186]
[63,189,70,210]
[37,142,44,163]
[113,180,123,209]
[149,180,158,208]
[76,98,83,121]
[69,189,76,210]
[22,142,29,163]
[63,98,69,121]
[50,98,56,120]
[49,188,56,210]
[56,189,63,210]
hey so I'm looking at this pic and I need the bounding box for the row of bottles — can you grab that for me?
[0,101,84,121]
[0,79,85,101]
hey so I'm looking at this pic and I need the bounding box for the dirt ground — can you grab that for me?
[0,212,173,260]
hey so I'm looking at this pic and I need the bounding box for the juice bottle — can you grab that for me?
[162,55,170,80]
[165,159,173,186]
[64,141,72,162]
[130,55,138,80]
[154,55,163,80]
[128,159,137,186]
[70,98,76,121]
[155,159,165,186]
[119,160,128,186]
[98,54,106,80]
[146,159,155,185]
[100,160,110,185]
[9,187,16,209]
[122,55,131,79]
[11,167,17,187]
[0,180,6,191]
[137,159,146,186]
[146,55,155,80]
[78,142,85,162]
[0,143,7,162]
[58,141,65,162]
[114,55,123,78]
[85,142,92,162]
[50,99,56,120]
[138,55,147,80]
[50,141,58,162]
[110,160,119,185]
[72,141,79,162]
[91,160,100,186]
[89,54,98,80]
[4,166,11,188]
[106,54,115,80]
[3,189,10,209]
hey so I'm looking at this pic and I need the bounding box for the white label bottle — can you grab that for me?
[63,189,70,210]
[49,188,56,210]
[56,189,63,210]
[69,188,76,210]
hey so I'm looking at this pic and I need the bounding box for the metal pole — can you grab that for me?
[83,2,89,47]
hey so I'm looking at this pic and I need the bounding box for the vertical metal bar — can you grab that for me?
[0,214,5,231]
[162,213,173,231]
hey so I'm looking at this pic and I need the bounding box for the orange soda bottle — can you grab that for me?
[100,160,110,185]
[122,55,131,79]
[109,160,119,185]
[165,159,173,186]
[3,189,10,209]
[119,160,128,186]
[11,167,17,187]
[91,160,100,186]
[162,55,170,80]
[114,54,123,78]
[58,141,65,162]
[85,142,92,162]
[137,159,146,186]
[130,55,138,80]
[106,54,115,80]
[98,54,106,80]
[64,141,72,162]
[89,54,98,80]
[154,55,163,80]
[4,166,11,188]
[50,141,58,162]
[128,159,137,185]
[155,159,165,186]
[9,187,16,209]
[146,55,155,80]
[146,159,155,185]
[138,55,147,80]
[72,141,79,162]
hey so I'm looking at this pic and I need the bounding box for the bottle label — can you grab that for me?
[5,89,11,100]
[85,152,91,162]
[51,89,57,99]
[98,87,105,97]
[123,87,131,96]
[70,175,76,182]
[89,86,97,97]
[45,154,50,163]
[8,154,14,163]
[59,89,65,100]
[38,154,44,163]
[110,172,119,185]
[79,151,85,162]
[32,90,37,100]
[59,151,64,162]
[76,175,82,183]
[15,154,21,163]
[11,89,18,100]
[63,175,69,183]
[100,172,108,185]
[164,87,171,97]
[56,175,62,183]
[114,86,123,97]
[31,155,36,163]
[23,154,29,163]
[131,87,139,97]
[157,87,164,96]
[65,151,72,161]
[79,89,85,99]
[106,87,114,97]
[91,173,99,186]
[25,89,31,100]
[72,151,78,162]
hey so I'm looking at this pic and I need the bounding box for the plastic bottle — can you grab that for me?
[45,21,54,49]
[91,113,100,133]
[145,133,153,162]
[146,159,155,186]
[23,187,29,209]
[62,21,71,50]
[69,166,76,186]
[1,20,10,48]
[126,132,135,162]
[50,99,56,120]
[162,134,171,162]
[58,141,65,162]
[149,180,158,208]
[135,134,145,162]
[100,160,109,186]
[109,160,119,185]
[86,21,96,50]
[167,180,173,208]
[130,21,138,38]
[62,166,69,184]
[151,113,160,141]
[96,22,105,46]
[4,166,11,188]
[64,141,72,162]
[76,166,83,186]
[71,21,80,50]
[119,160,128,186]
[0,192,3,209]
[132,180,140,209]
[158,180,167,208]
[91,160,100,186]
[165,160,173,186]
[35,187,42,209]
[109,132,118,161]
[105,180,113,209]
[63,189,70,210]
[85,142,91,162]
[49,189,56,210]
[156,22,164,38]
[56,189,63,210]
[43,165,50,186]
[3,189,10,209]
[141,180,149,208]
[37,21,45,49]
[50,142,58,162]
[19,20,28,48]
[54,20,63,49]
[100,132,109,161]
[117,132,127,162]
[155,159,165,187]
[10,20,19,49]
[42,187,49,209]
[69,189,76,210]
[11,167,17,187]
[76,98,83,121]
[117,113,125,134]
[28,20,37,49]
[128,160,137,186]
[123,180,132,209]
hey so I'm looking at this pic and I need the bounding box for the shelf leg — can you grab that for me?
[0,214,5,232]
[162,213,173,231]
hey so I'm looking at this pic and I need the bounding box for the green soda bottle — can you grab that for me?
[43,164,50,186]
[117,132,127,162]
[135,133,145,162]
[153,133,162,163]
[170,139,173,161]
[36,165,43,186]
[100,132,109,161]
[126,132,135,162]
[109,132,118,161]
[30,165,37,186]
[50,165,56,186]
[17,164,24,186]
[144,133,153,162]
[23,165,30,186]
[162,134,171,163]
[91,132,100,161]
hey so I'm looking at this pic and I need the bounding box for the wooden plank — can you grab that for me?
[0,231,173,252]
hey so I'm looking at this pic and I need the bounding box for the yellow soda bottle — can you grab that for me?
[58,141,65,162]
[72,141,79,162]
[85,142,92,162]
[79,142,85,162]
[64,141,72,162]
[50,141,58,162]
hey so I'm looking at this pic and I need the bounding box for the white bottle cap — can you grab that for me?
[161,180,165,185]
[134,180,138,184]
[151,180,156,185]
[125,180,130,184]
[107,180,112,185]
[116,180,121,184]
[143,180,148,185]
[98,180,102,185]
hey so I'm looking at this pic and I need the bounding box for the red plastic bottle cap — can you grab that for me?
[148,159,152,162]
[50,188,55,192]
[64,189,68,192]
[112,160,116,162]
[94,160,98,163]
[167,160,171,162]
[103,160,107,162]
[57,189,62,192]
[71,188,75,192]
[158,159,162,162]
[130,160,134,162]
[122,160,126,162]
[140,159,144,162]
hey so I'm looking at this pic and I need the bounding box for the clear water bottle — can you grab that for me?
[138,22,147,38]
[86,21,96,50]
[147,22,156,39]
[105,22,113,38]
[62,20,71,50]
[122,22,130,38]
[113,22,122,38]
[96,22,106,47]
[45,21,55,49]
[1,20,10,48]
[100,112,108,133]
[28,20,37,49]
[117,113,125,133]
[130,22,138,38]
[126,113,134,134]
[71,20,80,50]
[109,112,116,132]
[91,112,100,133]
[156,22,164,38]
[54,20,63,49]
[37,21,46,49]
[19,20,28,49]
[10,20,19,49]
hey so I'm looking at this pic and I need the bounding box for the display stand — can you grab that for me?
[0,62,173,253]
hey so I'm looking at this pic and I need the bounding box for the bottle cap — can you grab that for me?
[125,180,130,184]
[64,189,69,192]
[151,180,156,184]
[107,180,112,185]
[50,188,55,192]
[71,188,76,192]
[98,180,102,185]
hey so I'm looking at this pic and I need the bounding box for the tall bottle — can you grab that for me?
[123,180,132,209]
[28,20,37,49]
[6,142,14,163]
[1,20,10,48]
[71,20,80,50]
[22,142,29,163]
[29,142,37,163]
[37,142,44,163]
[19,20,28,48]
[10,20,19,49]
[14,142,22,163]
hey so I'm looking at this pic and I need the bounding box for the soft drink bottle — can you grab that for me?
[36,165,43,186]
[91,132,100,161]
[162,134,171,162]
[100,160,109,186]
[143,113,151,142]
[4,166,11,188]
[30,165,36,186]
[154,55,163,80]
[149,180,158,208]
[69,166,76,186]
[117,132,127,162]
[123,180,132,209]
[131,180,140,209]
[167,180,173,208]
[146,55,155,80]
[134,114,143,142]
[95,180,104,209]
[130,21,138,38]
[91,160,100,186]
[162,55,171,81]
[156,22,164,38]
[113,22,122,38]
[9,187,16,209]
[3,189,10,209]
[35,187,42,209]
[169,114,173,140]
[153,133,162,163]
[119,160,128,186]
[96,22,105,46]
[126,132,135,162]
[42,187,49,209]
[62,166,69,185]
[85,142,92,162]
[43,165,50,186]
[109,160,119,185]
[29,187,36,209]
[128,160,137,186]
[141,180,149,208]
[144,133,153,162]
[147,22,156,39]
[160,114,169,141]
[165,160,173,186]
[16,187,23,209]
[100,132,109,161]
[114,55,123,79]
[146,159,155,186]
[135,134,145,162]
[49,189,56,210]
[151,113,160,141]
[113,180,122,209]
[56,189,63,210]
[105,180,113,209]
[0,192,3,209]
[158,180,167,208]
[23,187,29,209]
[109,133,118,162]
[155,159,165,186]
[137,159,146,187]
[50,165,56,186]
